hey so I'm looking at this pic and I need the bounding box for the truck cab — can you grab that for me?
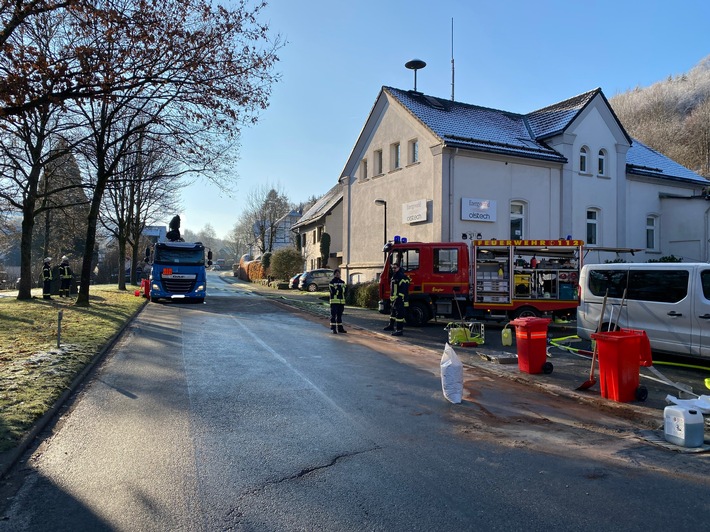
[379,241,470,326]
[149,241,208,303]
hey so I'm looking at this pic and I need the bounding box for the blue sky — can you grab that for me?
[179,0,710,239]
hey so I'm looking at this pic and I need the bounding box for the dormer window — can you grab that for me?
[580,146,589,173]
[598,149,607,176]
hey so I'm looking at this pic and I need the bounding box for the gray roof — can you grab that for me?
[385,86,706,184]
[292,184,343,229]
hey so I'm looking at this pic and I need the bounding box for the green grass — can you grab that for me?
[0,286,146,452]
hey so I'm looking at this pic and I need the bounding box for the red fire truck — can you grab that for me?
[378,238,584,326]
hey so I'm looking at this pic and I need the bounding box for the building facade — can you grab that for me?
[334,86,709,284]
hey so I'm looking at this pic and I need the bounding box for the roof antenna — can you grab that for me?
[405,58,426,92]
[450,18,455,101]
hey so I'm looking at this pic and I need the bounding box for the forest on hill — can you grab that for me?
[610,54,710,180]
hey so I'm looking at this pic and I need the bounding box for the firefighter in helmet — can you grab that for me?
[383,263,410,336]
[59,256,73,297]
[42,257,53,300]
[328,269,347,334]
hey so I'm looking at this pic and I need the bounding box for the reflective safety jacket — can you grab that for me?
[59,263,72,279]
[389,269,410,305]
[329,277,346,304]
[42,264,52,281]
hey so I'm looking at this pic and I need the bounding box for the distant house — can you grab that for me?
[291,184,344,271]
[251,210,301,258]
[334,86,708,283]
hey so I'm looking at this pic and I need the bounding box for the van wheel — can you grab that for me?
[512,306,540,319]
[405,302,429,327]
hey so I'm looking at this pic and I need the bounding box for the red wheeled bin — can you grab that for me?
[590,328,652,402]
[509,317,553,374]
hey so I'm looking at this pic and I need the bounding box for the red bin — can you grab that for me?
[591,329,649,402]
[509,317,552,374]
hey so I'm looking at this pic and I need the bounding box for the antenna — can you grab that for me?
[405,58,426,92]
[451,18,455,101]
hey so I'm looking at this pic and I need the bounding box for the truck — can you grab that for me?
[148,241,212,303]
[378,238,584,326]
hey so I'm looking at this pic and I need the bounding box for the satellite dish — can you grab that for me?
[405,58,426,92]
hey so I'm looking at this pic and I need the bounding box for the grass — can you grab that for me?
[0,286,146,452]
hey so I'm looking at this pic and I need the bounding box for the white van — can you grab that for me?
[577,263,710,358]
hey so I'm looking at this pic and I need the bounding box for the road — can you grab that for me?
[1,272,709,531]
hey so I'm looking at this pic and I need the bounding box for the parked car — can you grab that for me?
[289,272,305,289]
[298,269,334,292]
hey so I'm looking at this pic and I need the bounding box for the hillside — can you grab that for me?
[610,54,710,179]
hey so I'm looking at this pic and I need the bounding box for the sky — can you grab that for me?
[177,0,710,240]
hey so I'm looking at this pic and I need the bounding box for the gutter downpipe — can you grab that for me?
[449,148,458,242]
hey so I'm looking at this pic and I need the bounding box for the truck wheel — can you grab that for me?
[512,306,540,319]
[405,302,429,327]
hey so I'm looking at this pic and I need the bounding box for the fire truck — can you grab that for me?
[378,238,584,326]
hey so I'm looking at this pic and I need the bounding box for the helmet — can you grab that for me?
[61,255,69,261]
[44,257,52,263]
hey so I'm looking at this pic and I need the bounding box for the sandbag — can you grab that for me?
[440,342,464,404]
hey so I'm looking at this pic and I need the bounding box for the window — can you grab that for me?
[390,249,419,271]
[317,226,323,242]
[588,269,690,303]
[586,209,599,245]
[434,248,458,273]
[360,158,368,180]
[702,269,710,300]
[390,142,401,171]
[408,139,419,164]
[510,202,525,239]
[580,146,589,173]
[646,216,658,250]
[598,149,607,176]
[374,149,383,175]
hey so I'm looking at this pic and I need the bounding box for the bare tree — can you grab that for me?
[242,183,291,256]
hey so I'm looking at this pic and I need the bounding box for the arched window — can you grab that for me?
[580,146,589,173]
[598,149,607,176]
[586,209,600,245]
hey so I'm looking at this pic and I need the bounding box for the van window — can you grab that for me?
[627,270,689,303]
[589,269,627,298]
[702,270,710,300]
[589,268,690,303]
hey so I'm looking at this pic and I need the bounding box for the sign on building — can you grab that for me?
[402,199,427,224]
[461,198,496,222]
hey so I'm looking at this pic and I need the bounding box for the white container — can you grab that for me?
[664,406,705,448]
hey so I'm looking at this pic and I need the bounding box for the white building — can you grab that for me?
[291,184,343,271]
[333,86,708,284]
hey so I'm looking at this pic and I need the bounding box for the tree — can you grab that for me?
[63,0,280,306]
[242,184,291,255]
[319,232,330,267]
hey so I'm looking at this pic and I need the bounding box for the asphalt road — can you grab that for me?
[1,274,709,530]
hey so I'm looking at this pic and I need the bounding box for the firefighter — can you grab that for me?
[329,269,347,334]
[383,263,410,336]
[42,257,53,300]
[59,256,73,297]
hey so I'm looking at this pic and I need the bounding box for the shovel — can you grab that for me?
[576,290,608,390]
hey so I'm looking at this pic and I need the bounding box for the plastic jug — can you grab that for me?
[501,324,512,346]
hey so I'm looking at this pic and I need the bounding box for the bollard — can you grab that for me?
[57,309,64,348]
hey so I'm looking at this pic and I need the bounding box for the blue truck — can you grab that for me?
[148,241,211,303]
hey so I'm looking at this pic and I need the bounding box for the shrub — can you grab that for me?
[270,248,304,281]
[648,255,683,263]
[345,281,379,309]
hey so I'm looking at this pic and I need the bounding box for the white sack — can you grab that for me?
[441,342,464,404]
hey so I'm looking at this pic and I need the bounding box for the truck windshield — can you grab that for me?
[154,247,205,265]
